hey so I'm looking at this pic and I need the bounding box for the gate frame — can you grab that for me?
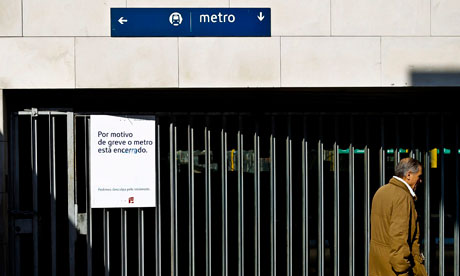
[2,104,460,276]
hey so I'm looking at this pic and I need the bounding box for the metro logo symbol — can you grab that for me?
[169,12,183,26]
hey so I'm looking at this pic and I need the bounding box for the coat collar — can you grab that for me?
[393,176,416,197]
[389,177,418,201]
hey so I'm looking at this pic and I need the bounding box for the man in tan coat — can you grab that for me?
[369,157,427,276]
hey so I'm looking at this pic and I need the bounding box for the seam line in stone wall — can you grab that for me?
[278,35,460,38]
[430,0,432,36]
[280,35,384,38]
[280,37,282,87]
[74,37,77,88]
[21,0,24,36]
[11,35,457,38]
[3,35,105,38]
[330,0,332,36]
[380,36,382,87]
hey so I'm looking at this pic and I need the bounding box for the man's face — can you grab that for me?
[406,166,423,191]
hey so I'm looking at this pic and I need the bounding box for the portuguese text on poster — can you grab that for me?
[90,115,156,208]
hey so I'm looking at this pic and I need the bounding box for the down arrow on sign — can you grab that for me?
[257,12,264,21]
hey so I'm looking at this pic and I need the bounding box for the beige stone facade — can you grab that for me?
[1,0,460,88]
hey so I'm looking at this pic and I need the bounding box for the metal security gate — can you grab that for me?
[8,109,460,276]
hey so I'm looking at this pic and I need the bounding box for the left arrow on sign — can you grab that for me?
[118,17,128,24]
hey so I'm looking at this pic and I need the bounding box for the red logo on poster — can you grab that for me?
[128,197,134,204]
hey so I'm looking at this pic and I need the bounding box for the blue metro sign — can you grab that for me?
[111,8,271,37]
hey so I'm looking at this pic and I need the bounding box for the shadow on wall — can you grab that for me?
[411,71,460,86]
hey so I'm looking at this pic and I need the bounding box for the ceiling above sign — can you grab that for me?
[111,8,271,37]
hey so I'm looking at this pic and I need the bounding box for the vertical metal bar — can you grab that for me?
[333,117,340,276]
[86,117,93,276]
[31,114,38,276]
[188,123,195,276]
[379,117,385,187]
[104,209,110,276]
[238,117,244,276]
[424,115,430,275]
[395,116,400,169]
[121,209,128,276]
[11,115,20,276]
[318,140,324,276]
[221,123,228,276]
[286,117,293,276]
[364,146,370,276]
[205,124,212,276]
[302,117,308,276]
[349,115,356,276]
[49,114,57,276]
[155,118,162,276]
[334,143,340,276]
[440,116,445,276]
[410,116,415,158]
[270,117,276,276]
[170,122,178,276]
[349,143,355,276]
[138,208,145,276]
[254,122,260,276]
[415,149,422,163]
[455,121,459,276]
[222,120,228,276]
[67,112,76,276]
[1,106,6,276]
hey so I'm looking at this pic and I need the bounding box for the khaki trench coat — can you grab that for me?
[369,177,427,276]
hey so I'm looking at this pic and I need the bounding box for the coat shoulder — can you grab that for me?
[372,182,411,210]
[375,182,407,198]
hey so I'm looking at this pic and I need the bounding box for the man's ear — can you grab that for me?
[405,171,412,179]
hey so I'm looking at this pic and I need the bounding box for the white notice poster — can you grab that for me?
[90,115,156,208]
